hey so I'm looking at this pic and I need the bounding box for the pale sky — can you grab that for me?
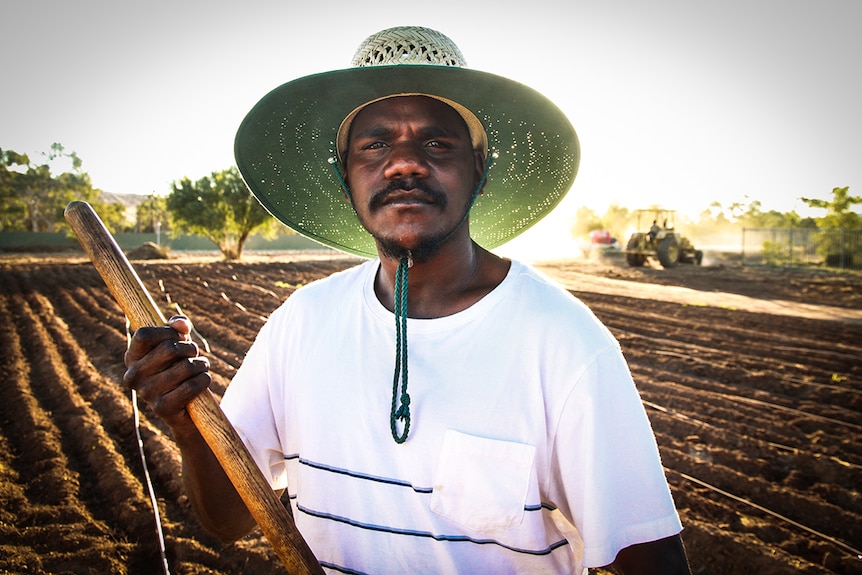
[2,0,859,258]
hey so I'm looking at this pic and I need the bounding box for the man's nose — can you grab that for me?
[383,141,430,179]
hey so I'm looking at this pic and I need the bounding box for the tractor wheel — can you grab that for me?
[657,236,680,268]
[626,252,647,266]
[695,250,703,265]
[625,237,646,267]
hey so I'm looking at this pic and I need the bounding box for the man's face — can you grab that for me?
[343,96,485,261]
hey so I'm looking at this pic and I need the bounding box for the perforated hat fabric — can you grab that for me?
[234,26,580,258]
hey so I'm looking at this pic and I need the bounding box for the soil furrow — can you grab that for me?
[633,361,862,434]
[614,324,860,386]
[0,297,82,507]
[662,447,859,555]
[643,393,862,472]
[13,289,154,531]
[0,293,134,573]
[580,293,862,372]
[3,255,860,574]
[649,404,862,479]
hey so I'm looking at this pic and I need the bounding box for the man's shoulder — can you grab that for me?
[508,259,615,340]
[292,258,374,297]
[257,260,369,337]
[267,258,374,324]
[509,260,582,305]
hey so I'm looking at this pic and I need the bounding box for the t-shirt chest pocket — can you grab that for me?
[430,429,536,532]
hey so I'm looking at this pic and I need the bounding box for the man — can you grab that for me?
[125,26,690,574]
[649,220,661,241]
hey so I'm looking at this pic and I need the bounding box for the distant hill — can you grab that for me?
[98,191,149,209]
[98,191,150,224]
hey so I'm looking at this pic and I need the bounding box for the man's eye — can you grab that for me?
[364,141,388,150]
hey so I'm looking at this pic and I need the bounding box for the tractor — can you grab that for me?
[625,209,702,268]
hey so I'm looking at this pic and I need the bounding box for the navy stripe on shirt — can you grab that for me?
[282,454,569,559]
[298,456,433,493]
[299,504,570,556]
[288,456,557,514]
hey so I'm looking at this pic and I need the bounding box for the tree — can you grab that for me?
[570,205,602,238]
[732,200,800,228]
[167,167,275,260]
[800,186,862,268]
[136,194,171,233]
[800,186,862,230]
[0,150,29,230]
[601,204,634,241]
[0,144,122,232]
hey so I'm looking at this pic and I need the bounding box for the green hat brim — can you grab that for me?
[235,65,579,259]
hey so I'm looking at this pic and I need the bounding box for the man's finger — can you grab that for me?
[168,315,193,340]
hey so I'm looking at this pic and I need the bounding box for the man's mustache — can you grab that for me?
[368,179,448,211]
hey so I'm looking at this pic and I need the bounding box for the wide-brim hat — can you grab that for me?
[235,26,580,259]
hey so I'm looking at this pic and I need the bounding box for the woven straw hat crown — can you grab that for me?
[350,27,467,67]
[234,26,580,258]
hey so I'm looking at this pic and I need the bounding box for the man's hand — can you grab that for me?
[123,315,211,431]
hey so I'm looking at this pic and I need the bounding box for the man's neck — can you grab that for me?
[374,239,510,319]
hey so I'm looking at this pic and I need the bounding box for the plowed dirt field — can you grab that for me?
[1,250,860,574]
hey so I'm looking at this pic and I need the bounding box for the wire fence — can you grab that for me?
[742,228,862,270]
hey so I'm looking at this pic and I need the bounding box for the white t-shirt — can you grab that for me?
[221,259,682,574]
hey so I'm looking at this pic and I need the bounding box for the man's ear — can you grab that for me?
[473,150,487,195]
[337,157,353,203]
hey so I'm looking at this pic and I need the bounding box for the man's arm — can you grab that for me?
[171,422,260,542]
[124,316,258,542]
[606,534,691,575]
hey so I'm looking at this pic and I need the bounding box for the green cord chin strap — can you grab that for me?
[390,253,412,443]
[331,153,495,444]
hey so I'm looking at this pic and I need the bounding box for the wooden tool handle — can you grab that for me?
[64,201,323,575]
